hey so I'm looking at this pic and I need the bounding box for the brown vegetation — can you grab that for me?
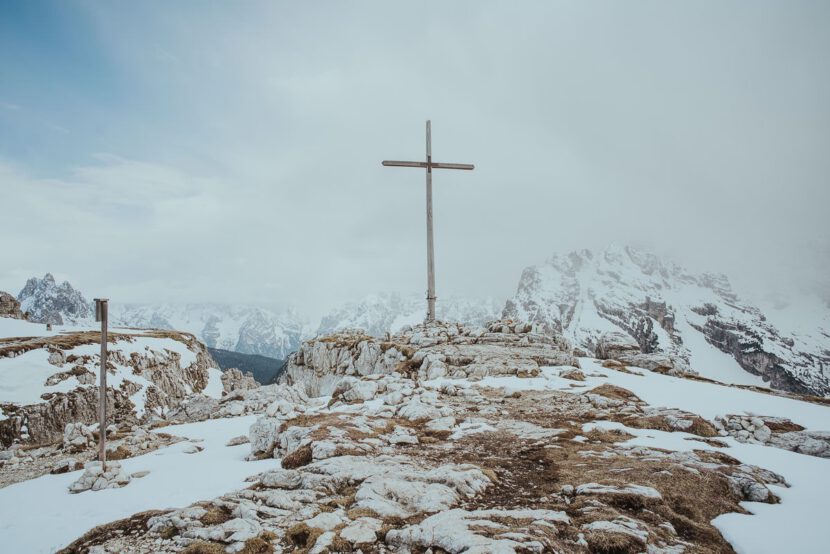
[281,443,313,469]
[182,542,226,554]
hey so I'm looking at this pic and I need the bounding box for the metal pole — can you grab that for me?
[95,298,108,471]
[425,120,436,323]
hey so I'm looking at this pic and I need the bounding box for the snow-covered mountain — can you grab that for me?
[17,274,93,325]
[503,246,830,395]
[111,304,306,360]
[317,292,501,337]
[14,274,306,360]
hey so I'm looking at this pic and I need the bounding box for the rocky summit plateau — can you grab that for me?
[2,313,830,553]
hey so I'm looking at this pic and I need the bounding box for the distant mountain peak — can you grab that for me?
[17,274,93,325]
[504,245,830,395]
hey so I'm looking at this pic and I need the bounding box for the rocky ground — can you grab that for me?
[4,321,820,554]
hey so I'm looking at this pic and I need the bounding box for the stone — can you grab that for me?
[69,461,131,493]
[249,417,280,456]
[221,368,260,393]
[753,425,772,443]
[0,291,26,320]
[305,511,343,531]
[63,422,95,453]
[259,468,304,489]
[50,457,81,475]
[340,517,381,545]
[222,518,261,542]
[226,435,250,447]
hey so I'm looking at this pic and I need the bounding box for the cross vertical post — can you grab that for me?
[94,298,108,471]
[425,121,436,321]
[382,121,474,323]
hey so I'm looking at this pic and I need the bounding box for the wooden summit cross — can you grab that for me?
[382,120,474,323]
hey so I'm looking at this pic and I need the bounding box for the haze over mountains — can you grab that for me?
[10,245,830,396]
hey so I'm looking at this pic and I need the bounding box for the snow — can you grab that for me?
[203,367,225,399]
[673,316,768,387]
[507,246,829,391]
[0,348,80,405]
[459,359,830,554]
[111,303,306,360]
[0,334,206,417]
[0,415,281,553]
[0,317,93,339]
[451,360,830,431]
[583,419,830,554]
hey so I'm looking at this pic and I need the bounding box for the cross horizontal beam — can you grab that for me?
[382,160,475,170]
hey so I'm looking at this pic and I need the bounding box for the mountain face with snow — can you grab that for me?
[503,246,830,396]
[0,317,225,446]
[17,274,93,325]
[317,292,501,337]
[112,303,305,361]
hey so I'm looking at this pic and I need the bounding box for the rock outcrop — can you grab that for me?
[221,368,260,393]
[0,327,222,446]
[0,292,26,320]
[716,414,830,458]
[279,320,577,397]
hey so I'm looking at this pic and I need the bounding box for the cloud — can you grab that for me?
[0,1,828,317]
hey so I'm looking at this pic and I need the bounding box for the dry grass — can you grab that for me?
[181,542,225,554]
[0,328,197,359]
[585,530,645,554]
[346,507,380,519]
[590,384,642,402]
[106,445,133,461]
[281,443,313,469]
[199,505,232,526]
[285,522,324,551]
[239,536,275,554]
[584,428,635,443]
[56,510,171,554]
[423,391,757,554]
[610,413,718,438]
[764,419,805,432]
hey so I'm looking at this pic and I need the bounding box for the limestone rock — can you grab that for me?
[221,368,259,393]
[68,461,131,493]
[0,291,26,320]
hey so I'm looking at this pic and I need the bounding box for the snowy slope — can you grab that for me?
[455,360,830,554]
[503,246,830,395]
[0,416,279,553]
[317,292,501,337]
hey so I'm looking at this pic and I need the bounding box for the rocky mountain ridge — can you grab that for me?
[503,246,830,396]
[17,273,93,325]
[112,303,305,360]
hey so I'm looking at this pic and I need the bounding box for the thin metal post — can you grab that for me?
[425,120,436,322]
[95,298,108,471]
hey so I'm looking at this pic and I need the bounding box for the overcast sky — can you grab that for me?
[1,1,828,318]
